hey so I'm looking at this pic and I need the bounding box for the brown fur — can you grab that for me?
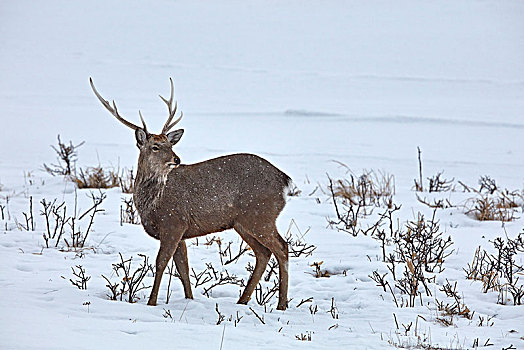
[90,78,291,309]
[135,139,291,310]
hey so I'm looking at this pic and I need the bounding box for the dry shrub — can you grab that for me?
[43,135,84,176]
[465,190,522,222]
[295,332,312,341]
[40,191,106,249]
[393,212,454,307]
[461,176,523,222]
[416,195,454,209]
[362,209,454,308]
[120,197,140,225]
[413,147,454,193]
[74,167,135,191]
[435,280,474,326]
[70,265,90,290]
[331,166,395,208]
[284,219,316,257]
[464,233,524,305]
[427,171,454,193]
[45,135,136,192]
[101,253,153,303]
[464,247,500,293]
[396,212,453,274]
[478,175,497,194]
[119,168,135,194]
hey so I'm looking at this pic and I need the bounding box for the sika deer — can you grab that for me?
[89,78,291,310]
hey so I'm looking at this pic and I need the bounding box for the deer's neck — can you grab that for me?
[133,166,170,219]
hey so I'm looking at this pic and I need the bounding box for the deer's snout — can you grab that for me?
[173,157,181,165]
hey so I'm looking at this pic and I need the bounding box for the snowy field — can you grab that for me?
[1,1,524,349]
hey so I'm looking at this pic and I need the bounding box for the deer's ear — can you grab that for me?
[135,128,147,147]
[166,129,184,145]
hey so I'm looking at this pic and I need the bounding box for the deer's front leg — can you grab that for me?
[148,232,184,306]
[173,240,193,299]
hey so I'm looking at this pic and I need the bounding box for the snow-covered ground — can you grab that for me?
[1,1,523,349]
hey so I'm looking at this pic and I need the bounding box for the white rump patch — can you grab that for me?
[283,181,294,200]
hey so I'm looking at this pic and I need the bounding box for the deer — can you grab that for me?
[89,78,291,310]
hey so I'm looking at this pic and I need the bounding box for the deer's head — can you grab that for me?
[89,78,184,174]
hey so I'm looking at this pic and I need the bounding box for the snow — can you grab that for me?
[1,1,524,349]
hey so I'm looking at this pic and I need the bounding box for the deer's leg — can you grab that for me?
[234,224,272,305]
[148,238,182,306]
[258,223,289,311]
[173,240,193,299]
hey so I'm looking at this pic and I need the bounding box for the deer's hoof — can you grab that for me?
[277,303,287,311]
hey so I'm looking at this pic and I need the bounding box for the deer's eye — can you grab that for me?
[152,145,160,152]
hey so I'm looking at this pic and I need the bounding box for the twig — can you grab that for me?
[249,307,265,324]
[179,300,190,322]
[296,297,313,308]
[416,146,423,192]
[219,324,226,350]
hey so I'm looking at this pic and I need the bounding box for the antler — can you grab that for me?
[159,78,183,134]
[89,77,145,131]
[138,110,149,134]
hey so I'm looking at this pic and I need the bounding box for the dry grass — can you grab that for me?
[331,166,395,208]
[459,176,523,222]
[464,190,522,222]
[72,166,120,189]
[72,166,136,191]
[44,135,136,192]
[464,234,524,305]
[310,261,330,278]
[464,247,500,293]
[436,296,474,325]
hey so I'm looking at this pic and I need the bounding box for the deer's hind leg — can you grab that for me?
[234,223,272,305]
[250,222,289,310]
[173,240,193,299]
[264,223,289,310]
